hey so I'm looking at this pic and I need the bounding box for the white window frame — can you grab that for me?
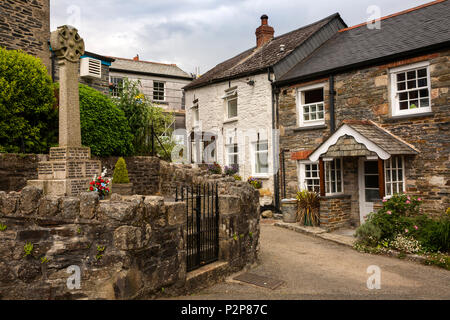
[191,101,199,129]
[384,156,406,197]
[390,61,431,116]
[225,143,239,167]
[324,158,344,196]
[296,82,326,127]
[297,158,344,196]
[153,80,165,102]
[222,88,238,121]
[298,161,321,193]
[251,140,269,177]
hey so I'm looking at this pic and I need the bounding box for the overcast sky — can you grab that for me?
[50,0,430,75]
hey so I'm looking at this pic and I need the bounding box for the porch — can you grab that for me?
[308,120,419,231]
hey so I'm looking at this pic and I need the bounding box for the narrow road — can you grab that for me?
[174,224,450,300]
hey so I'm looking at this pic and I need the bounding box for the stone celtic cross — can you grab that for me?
[27,25,101,196]
[50,25,85,147]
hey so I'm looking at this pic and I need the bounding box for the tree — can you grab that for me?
[113,78,175,159]
[0,48,57,153]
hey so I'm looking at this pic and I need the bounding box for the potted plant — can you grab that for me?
[247,177,262,189]
[296,190,320,226]
[207,162,222,175]
[111,157,133,195]
[224,164,239,176]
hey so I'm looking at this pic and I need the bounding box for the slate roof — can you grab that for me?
[184,13,343,90]
[343,120,419,155]
[109,57,193,79]
[278,0,450,84]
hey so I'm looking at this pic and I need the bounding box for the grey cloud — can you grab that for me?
[50,0,431,74]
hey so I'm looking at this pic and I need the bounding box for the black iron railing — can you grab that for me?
[176,184,219,272]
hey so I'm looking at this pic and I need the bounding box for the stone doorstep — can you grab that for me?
[186,261,229,283]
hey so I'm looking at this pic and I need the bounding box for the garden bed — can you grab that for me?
[354,194,450,270]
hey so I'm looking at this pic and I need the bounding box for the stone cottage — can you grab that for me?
[109,55,194,133]
[274,0,450,230]
[183,14,347,207]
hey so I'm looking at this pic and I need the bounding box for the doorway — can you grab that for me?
[358,159,381,224]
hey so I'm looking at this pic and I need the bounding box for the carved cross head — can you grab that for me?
[50,25,85,63]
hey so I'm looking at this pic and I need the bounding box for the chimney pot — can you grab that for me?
[255,14,274,48]
[261,14,268,25]
[133,54,139,61]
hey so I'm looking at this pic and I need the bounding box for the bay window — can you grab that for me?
[298,158,343,195]
[385,156,405,196]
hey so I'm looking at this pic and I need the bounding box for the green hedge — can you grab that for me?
[78,84,134,156]
[0,48,57,153]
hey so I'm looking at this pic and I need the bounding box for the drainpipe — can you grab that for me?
[282,149,286,199]
[269,68,281,210]
[329,74,336,133]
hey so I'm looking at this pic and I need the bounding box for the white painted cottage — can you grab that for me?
[183,14,347,207]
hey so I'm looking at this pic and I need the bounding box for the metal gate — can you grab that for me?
[176,184,219,272]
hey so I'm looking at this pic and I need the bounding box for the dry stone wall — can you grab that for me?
[0,159,260,300]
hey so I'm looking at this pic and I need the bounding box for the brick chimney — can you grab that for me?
[255,14,274,48]
[133,54,139,61]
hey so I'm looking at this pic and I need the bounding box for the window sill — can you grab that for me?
[153,100,169,105]
[387,111,434,122]
[320,194,351,200]
[293,124,327,132]
[223,118,238,124]
[251,175,270,180]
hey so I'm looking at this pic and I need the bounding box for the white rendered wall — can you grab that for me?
[185,72,276,193]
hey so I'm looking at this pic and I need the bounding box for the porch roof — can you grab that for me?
[309,120,419,161]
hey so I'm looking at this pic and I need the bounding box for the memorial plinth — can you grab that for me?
[27,26,101,196]
[28,147,101,196]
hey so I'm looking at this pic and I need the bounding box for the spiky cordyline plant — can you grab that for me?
[296,190,320,226]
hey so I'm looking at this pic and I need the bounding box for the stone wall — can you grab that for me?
[99,156,161,196]
[278,49,450,216]
[319,195,351,231]
[0,160,260,300]
[0,153,48,193]
[0,0,51,71]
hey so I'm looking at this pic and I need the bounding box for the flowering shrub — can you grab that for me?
[390,234,422,254]
[224,164,239,176]
[355,194,450,255]
[207,162,222,175]
[247,177,262,189]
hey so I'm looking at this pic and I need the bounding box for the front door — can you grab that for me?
[358,159,381,224]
